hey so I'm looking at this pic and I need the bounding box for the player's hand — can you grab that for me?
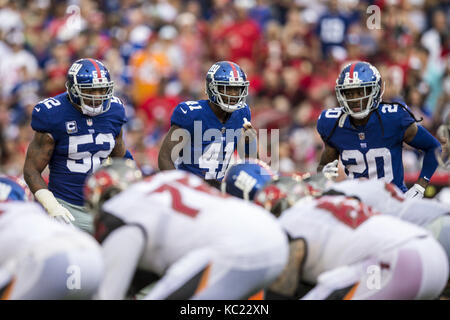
[49,204,76,224]
[404,184,425,199]
[243,118,257,142]
[322,160,339,180]
[34,189,75,225]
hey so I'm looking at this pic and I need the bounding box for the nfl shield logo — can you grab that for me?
[358,132,365,140]
[87,119,93,126]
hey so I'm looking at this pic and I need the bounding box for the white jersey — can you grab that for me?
[101,170,288,276]
[0,201,99,267]
[325,179,450,226]
[278,195,429,284]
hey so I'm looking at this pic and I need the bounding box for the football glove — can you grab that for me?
[404,184,425,199]
[322,160,339,180]
[35,189,75,224]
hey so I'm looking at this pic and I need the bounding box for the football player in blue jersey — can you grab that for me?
[23,58,133,233]
[158,61,257,189]
[316,61,442,199]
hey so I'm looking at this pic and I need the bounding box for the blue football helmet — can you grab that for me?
[221,159,276,201]
[66,58,114,117]
[335,61,384,119]
[205,61,250,113]
[0,176,33,202]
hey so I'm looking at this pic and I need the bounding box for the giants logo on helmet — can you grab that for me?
[68,63,83,76]
[207,64,221,76]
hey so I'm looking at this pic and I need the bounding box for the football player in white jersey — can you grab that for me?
[322,178,450,262]
[252,176,449,300]
[84,159,288,300]
[319,178,450,298]
[0,176,103,299]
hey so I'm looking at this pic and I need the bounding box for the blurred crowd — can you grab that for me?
[0,0,448,181]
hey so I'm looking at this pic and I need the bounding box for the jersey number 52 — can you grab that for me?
[67,133,115,173]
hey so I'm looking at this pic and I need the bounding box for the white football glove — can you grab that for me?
[404,184,425,199]
[322,160,339,181]
[34,189,75,225]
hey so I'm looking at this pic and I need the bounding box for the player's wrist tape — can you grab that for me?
[34,189,63,216]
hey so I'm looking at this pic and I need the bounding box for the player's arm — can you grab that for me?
[403,123,441,191]
[95,225,146,300]
[317,143,339,172]
[23,131,54,193]
[23,131,74,224]
[243,117,258,159]
[110,128,132,159]
[266,238,306,299]
[317,143,340,181]
[158,124,186,171]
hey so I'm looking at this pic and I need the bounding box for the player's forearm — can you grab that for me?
[23,170,47,194]
[317,145,339,173]
[158,149,176,170]
[110,141,126,158]
[23,132,54,193]
[23,164,48,194]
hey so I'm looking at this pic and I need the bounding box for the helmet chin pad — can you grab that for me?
[80,102,111,116]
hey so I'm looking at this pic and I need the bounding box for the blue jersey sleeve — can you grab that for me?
[170,103,193,130]
[31,103,54,135]
[398,105,415,131]
[108,97,128,138]
[316,110,328,140]
[316,109,335,141]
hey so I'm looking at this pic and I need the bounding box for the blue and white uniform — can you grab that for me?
[31,92,127,206]
[171,99,251,181]
[317,103,415,192]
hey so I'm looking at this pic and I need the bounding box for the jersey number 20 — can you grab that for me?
[342,147,394,182]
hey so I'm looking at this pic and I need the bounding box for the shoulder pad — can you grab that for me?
[170,101,203,128]
[31,97,65,132]
[317,107,343,138]
[110,96,124,107]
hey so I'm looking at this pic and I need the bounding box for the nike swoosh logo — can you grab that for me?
[180,107,187,114]
[35,107,40,112]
